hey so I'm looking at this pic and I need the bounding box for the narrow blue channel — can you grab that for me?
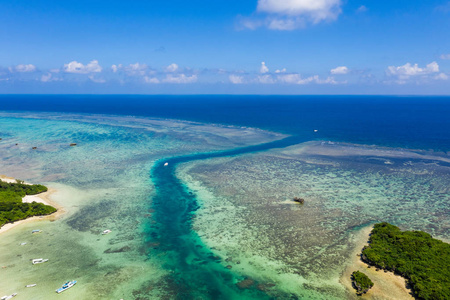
[148,136,306,299]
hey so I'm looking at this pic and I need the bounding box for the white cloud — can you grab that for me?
[229,75,244,84]
[111,64,120,73]
[260,62,269,74]
[41,73,52,82]
[125,63,148,76]
[257,74,275,84]
[64,60,102,74]
[267,17,303,30]
[435,73,449,80]
[88,75,106,83]
[258,0,342,20]
[277,73,338,84]
[237,17,263,30]
[330,66,349,75]
[254,0,342,29]
[277,73,303,84]
[387,62,439,78]
[41,73,62,82]
[440,54,450,60]
[163,74,197,83]
[13,64,37,73]
[144,76,160,84]
[275,68,287,73]
[357,5,367,13]
[165,63,179,73]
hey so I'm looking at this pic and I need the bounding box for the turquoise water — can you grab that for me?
[0,95,449,299]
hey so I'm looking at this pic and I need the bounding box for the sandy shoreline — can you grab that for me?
[340,226,414,300]
[0,175,65,235]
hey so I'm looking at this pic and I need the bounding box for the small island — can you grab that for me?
[351,271,374,295]
[0,179,56,228]
[361,222,450,300]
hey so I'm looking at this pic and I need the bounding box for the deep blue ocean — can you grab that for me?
[1,95,450,152]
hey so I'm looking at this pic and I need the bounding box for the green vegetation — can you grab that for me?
[0,179,56,227]
[351,271,374,295]
[362,222,450,300]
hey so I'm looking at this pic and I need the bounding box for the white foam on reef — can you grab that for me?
[0,112,284,299]
[177,142,450,299]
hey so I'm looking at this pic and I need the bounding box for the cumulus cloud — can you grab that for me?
[241,0,342,30]
[330,66,349,75]
[440,54,450,60]
[64,60,102,74]
[275,68,287,73]
[229,75,244,84]
[11,64,37,73]
[387,62,439,78]
[277,73,337,84]
[111,64,120,73]
[163,74,197,84]
[125,63,148,76]
[260,62,269,74]
[165,63,179,73]
[434,73,448,80]
[258,0,342,20]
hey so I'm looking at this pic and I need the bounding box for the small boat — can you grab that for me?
[314,129,318,132]
[32,258,49,265]
[102,229,112,235]
[25,284,37,288]
[164,162,169,166]
[31,229,41,234]
[1,293,17,300]
[56,280,77,293]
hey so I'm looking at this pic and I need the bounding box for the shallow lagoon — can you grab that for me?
[0,111,448,299]
[0,112,282,299]
[178,141,450,299]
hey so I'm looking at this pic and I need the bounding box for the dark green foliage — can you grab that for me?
[362,222,450,300]
[351,271,374,295]
[0,179,55,227]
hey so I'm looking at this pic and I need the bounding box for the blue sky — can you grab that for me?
[1,0,449,94]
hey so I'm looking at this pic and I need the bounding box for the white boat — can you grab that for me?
[164,162,169,166]
[314,129,318,132]
[31,229,41,234]
[102,229,111,235]
[56,280,77,293]
[25,284,37,288]
[20,242,27,246]
[32,258,49,265]
[1,293,17,300]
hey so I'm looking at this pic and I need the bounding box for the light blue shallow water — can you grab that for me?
[0,95,449,299]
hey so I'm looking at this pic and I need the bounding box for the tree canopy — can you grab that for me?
[362,222,450,300]
[0,179,55,227]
